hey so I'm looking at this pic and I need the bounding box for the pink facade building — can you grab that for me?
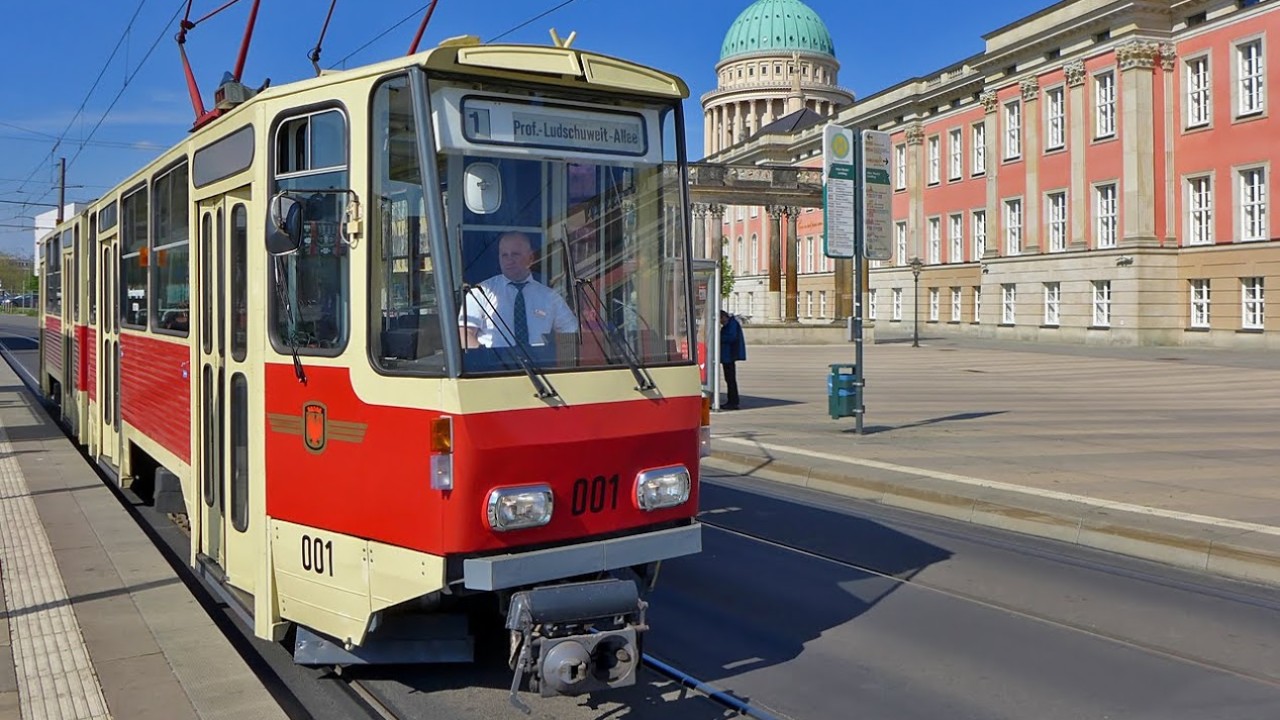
[705,0,1279,348]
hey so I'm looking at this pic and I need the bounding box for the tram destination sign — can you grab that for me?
[461,97,648,157]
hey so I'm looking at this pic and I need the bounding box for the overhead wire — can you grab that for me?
[487,0,578,43]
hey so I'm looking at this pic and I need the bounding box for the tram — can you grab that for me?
[37,32,706,704]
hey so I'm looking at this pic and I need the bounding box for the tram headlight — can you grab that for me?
[486,485,554,531]
[635,466,691,511]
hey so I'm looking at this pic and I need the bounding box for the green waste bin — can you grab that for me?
[827,364,859,419]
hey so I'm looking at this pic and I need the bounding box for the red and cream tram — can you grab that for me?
[38,35,706,703]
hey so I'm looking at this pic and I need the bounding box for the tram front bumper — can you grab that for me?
[462,523,702,591]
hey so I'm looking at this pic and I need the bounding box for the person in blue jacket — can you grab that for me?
[719,310,746,410]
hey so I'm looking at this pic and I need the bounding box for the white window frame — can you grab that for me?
[806,291,813,318]
[819,290,828,318]
[1044,282,1061,326]
[950,287,962,322]
[1092,280,1112,327]
[1004,198,1023,256]
[928,135,941,184]
[1047,191,1067,252]
[1001,283,1017,324]
[806,236,816,273]
[750,233,760,274]
[1235,38,1265,118]
[972,209,987,260]
[1045,86,1065,150]
[972,122,987,175]
[895,221,908,266]
[869,289,878,320]
[1095,71,1116,138]
[1185,54,1212,129]
[1004,100,1022,159]
[949,213,963,264]
[1190,278,1211,328]
[928,288,939,322]
[973,286,982,323]
[1236,165,1268,242]
[892,288,903,321]
[928,217,941,264]
[1242,276,1265,329]
[1095,183,1118,249]
[1186,174,1214,246]
[895,143,907,189]
[948,128,963,180]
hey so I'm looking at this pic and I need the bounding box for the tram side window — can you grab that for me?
[120,186,148,328]
[152,162,190,335]
[369,75,443,373]
[271,108,349,353]
[231,204,248,361]
[71,226,80,320]
[88,214,97,324]
[45,239,61,315]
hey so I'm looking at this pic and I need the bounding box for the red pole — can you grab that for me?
[232,0,262,81]
[178,39,207,119]
[407,0,440,56]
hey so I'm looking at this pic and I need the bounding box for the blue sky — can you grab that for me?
[0,0,1044,257]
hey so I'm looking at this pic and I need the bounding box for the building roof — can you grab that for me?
[753,107,826,138]
[719,0,835,62]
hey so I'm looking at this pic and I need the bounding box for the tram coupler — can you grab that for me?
[505,578,647,712]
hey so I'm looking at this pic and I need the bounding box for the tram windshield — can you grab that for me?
[370,76,693,378]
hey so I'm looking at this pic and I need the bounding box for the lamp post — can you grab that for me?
[909,256,923,347]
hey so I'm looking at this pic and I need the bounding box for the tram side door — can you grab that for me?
[99,232,122,468]
[196,188,253,588]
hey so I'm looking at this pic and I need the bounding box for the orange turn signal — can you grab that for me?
[430,416,453,453]
[700,394,711,427]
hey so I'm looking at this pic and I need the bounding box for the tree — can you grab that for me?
[719,255,735,299]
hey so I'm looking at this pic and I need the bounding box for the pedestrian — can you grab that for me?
[719,310,746,409]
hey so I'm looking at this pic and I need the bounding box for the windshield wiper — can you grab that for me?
[462,285,558,400]
[574,278,656,392]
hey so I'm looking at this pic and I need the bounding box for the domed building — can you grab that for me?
[702,0,854,156]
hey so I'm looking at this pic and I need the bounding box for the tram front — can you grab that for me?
[366,51,705,702]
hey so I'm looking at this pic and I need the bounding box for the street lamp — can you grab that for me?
[908,256,924,347]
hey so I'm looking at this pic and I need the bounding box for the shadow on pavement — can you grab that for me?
[851,410,1007,434]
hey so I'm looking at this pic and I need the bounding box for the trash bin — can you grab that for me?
[827,364,859,419]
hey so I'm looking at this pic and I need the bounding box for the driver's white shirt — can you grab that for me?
[460,274,576,347]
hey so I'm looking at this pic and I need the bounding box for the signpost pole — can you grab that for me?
[852,133,865,435]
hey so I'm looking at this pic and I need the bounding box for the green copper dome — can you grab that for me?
[719,0,835,62]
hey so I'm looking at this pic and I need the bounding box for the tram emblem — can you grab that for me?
[303,403,327,453]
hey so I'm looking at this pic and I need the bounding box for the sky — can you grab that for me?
[0,0,1045,258]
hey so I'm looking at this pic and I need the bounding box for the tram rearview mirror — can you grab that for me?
[464,162,502,214]
[267,193,303,255]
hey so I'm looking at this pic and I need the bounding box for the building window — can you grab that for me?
[950,287,962,322]
[1002,284,1017,324]
[949,213,963,264]
[1190,278,1211,328]
[1239,167,1268,241]
[1186,56,1211,128]
[949,128,963,180]
[1047,191,1067,252]
[895,221,908,266]
[928,136,941,184]
[1188,176,1214,245]
[869,289,878,320]
[1095,72,1116,138]
[895,143,907,189]
[1242,277,1265,328]
[806,236,816,273]
[750,233,759,274]
[928,217,941,264]
[1093,280,1112,327]
[972,122,986,175]
[735,236,744,275]
[892,288,903,320]
[973,286,982,323]
[1096,183,1118,248]
[1004,198,1022,256]
[972,210,987,259]
[1044,282,1061,325]
[819,290,828,318]
[805,291,813,318]
[1046,87,1065,150]
[750,205,759,218]
[1004,100,1022,159]
[1237,40,1265,116]
[928,288,939,321]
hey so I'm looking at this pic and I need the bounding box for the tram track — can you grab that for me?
[696,511,1280,692]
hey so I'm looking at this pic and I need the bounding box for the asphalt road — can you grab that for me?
[7,313,1279,719]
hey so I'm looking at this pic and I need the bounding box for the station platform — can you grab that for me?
[707,333,1280,587]
[0,357,287,719]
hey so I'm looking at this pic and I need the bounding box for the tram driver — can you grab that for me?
[459,231,577,350]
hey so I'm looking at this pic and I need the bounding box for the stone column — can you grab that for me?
[905,122,925,262]
[766,205,784,322]
[704,111,713,156]
[691,203,708,260]
[1020,77,1041,254]
[1065,60,1088,250]
[708,204,725,261]
[1161,42,1177,247]
[784,207,800,323]
[1118,39,1161,247]
[980,89,1000,260]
